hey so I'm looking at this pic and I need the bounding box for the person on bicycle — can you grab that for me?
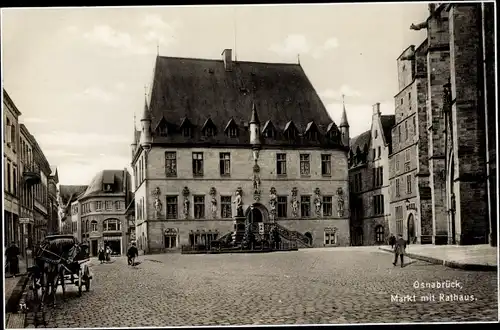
[127,242,138,266]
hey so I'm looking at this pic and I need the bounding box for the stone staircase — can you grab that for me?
[272,223,313,248]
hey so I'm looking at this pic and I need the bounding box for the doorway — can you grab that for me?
[407,213,416,243]
[352,227,363,246]
[304,232,313,245]
[248,207,263,223]
[164,235,177,249]
[91,240,98,257]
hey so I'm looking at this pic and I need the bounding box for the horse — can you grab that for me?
[34,238,86,307]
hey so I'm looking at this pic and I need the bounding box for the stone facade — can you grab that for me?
[135,147,350,252]
[393,3,496,246]
[3,89,21,248]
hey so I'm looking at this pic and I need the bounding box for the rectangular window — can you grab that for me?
[396,178,401,197]
[277,196,287,218]
[398,126,402,142]
[95,201,102,211]
[221,196,232,218]
[377,146,381,158]
[115,201,121,210]
[321,154,332,176]
[13,167,17,196]
[105,201,112,210]
[7,163,11,193]
[219,153,231,176]
[166,196,178,219]
[322,196,333,216]
[300,196,311,217]
[395,206,403,236]
[407,174,412,194]
[192,152,204,176]
[405,121,409,141]
[324,231,336,245]
[194,195,205,219]
[372,149,376,160]
[277,153,287,175]
[395,154,400,172]
[412,116,416,134]
[299,154,310,176]
[165,152,177,177]
[373,195,385,215]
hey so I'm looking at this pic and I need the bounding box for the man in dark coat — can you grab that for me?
[127,242,139,266]
[389,234,396,249]
[393,235,406,267]
[5,242,20,276]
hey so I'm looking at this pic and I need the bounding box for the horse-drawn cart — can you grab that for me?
[26,235,92,313]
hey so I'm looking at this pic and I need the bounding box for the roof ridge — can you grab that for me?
[158,55,301,67]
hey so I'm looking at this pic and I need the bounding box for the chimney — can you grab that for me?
[373,103,381,115]
[222,49,232,71]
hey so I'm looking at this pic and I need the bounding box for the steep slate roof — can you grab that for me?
[81,169,130,199]
[146,56,341,147]
[59,185,88,208]
[350,130,371,153]
[380,115,395,146]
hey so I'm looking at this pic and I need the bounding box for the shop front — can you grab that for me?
[103,235,123,256]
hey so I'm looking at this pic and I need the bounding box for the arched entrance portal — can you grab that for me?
[352,227,363,246]
[407,213,416,243]
[244,203,270,223]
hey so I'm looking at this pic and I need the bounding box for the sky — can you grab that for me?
[1,3,428,185]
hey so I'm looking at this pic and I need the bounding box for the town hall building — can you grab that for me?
[131,49,351,253]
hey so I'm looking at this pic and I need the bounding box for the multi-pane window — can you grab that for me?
[194,196,205,219]
[321,154,331,176]
[104,219,121,231]
[219,153,231,176]
[404,149,411,172]
[299,154,310,176]
[373,167,383,187]
[228,127,238,138]
[375,225,385,243]
[165,152,177,177]
[166,196,178,219]
[396,178,401,197]
[322,196,333,216]
[324,231,336,245]
[277,153,287,175]
[91,220,98,232]
[373,194,384,215]
[300,196,311,217]
[192,152,204,176]
[115,201,121,210]
[105,201,112,210]
[277,196,287,218]
[95,201,102,211]
[221,196,232,218]
[406,174,412,194]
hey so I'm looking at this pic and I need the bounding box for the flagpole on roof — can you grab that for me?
[234,7,238,62]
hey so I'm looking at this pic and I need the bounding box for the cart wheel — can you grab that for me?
[84,268,91,292]
[77,270,83,297]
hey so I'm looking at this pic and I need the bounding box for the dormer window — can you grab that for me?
[104,184,112,192]
[229,127,238,138]
[156,117,169,137]
[205,126,214,137]
[304,121,320,141]
[284,121,298,140]
[179,117,192,138]
[262,120,276,139]
[202,118,217,137]
[183,127,191,137]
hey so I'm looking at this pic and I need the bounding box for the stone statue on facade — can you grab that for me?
[153,187,162,218]
[182,187,190,218]
[314,188,322,216]
[337,187,345,217]
[233,187,244,217]
[290,187,299,217]
[269,187,277,212]
[210,187,217,218]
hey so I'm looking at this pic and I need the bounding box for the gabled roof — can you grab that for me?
[284,120,297,133]
[201,117,217,132]
[304,121,319,134]
[81,169,131,199]
[350,130,371,154]
[262,120,275,133]
[224,118,238,133]
[380,115,396,146]
[146,55,337,147]
[59,185,88,207]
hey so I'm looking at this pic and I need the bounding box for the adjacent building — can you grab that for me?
[48,167,60,235]
[79,169,133,256]
[32,136,51,243]
[57,185,87,236]
[349,103,395,246]
[390,2,496,245]
[131,49,351,253]
[3,89,22,248]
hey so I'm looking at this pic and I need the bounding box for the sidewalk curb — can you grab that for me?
[5,274,30,313]
[378,247,498,272]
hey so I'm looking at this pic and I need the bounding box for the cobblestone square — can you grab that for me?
[41,248,498,327]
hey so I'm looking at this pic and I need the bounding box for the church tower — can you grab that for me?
[339,95,350,147]
[139,95,152,150]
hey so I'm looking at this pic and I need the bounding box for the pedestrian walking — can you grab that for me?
[127,242,139,266]
[5,242,20,277]
[393,234,406,268]
[389,234,396,249]
[98,246,105,264]
[105,245,112,262]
